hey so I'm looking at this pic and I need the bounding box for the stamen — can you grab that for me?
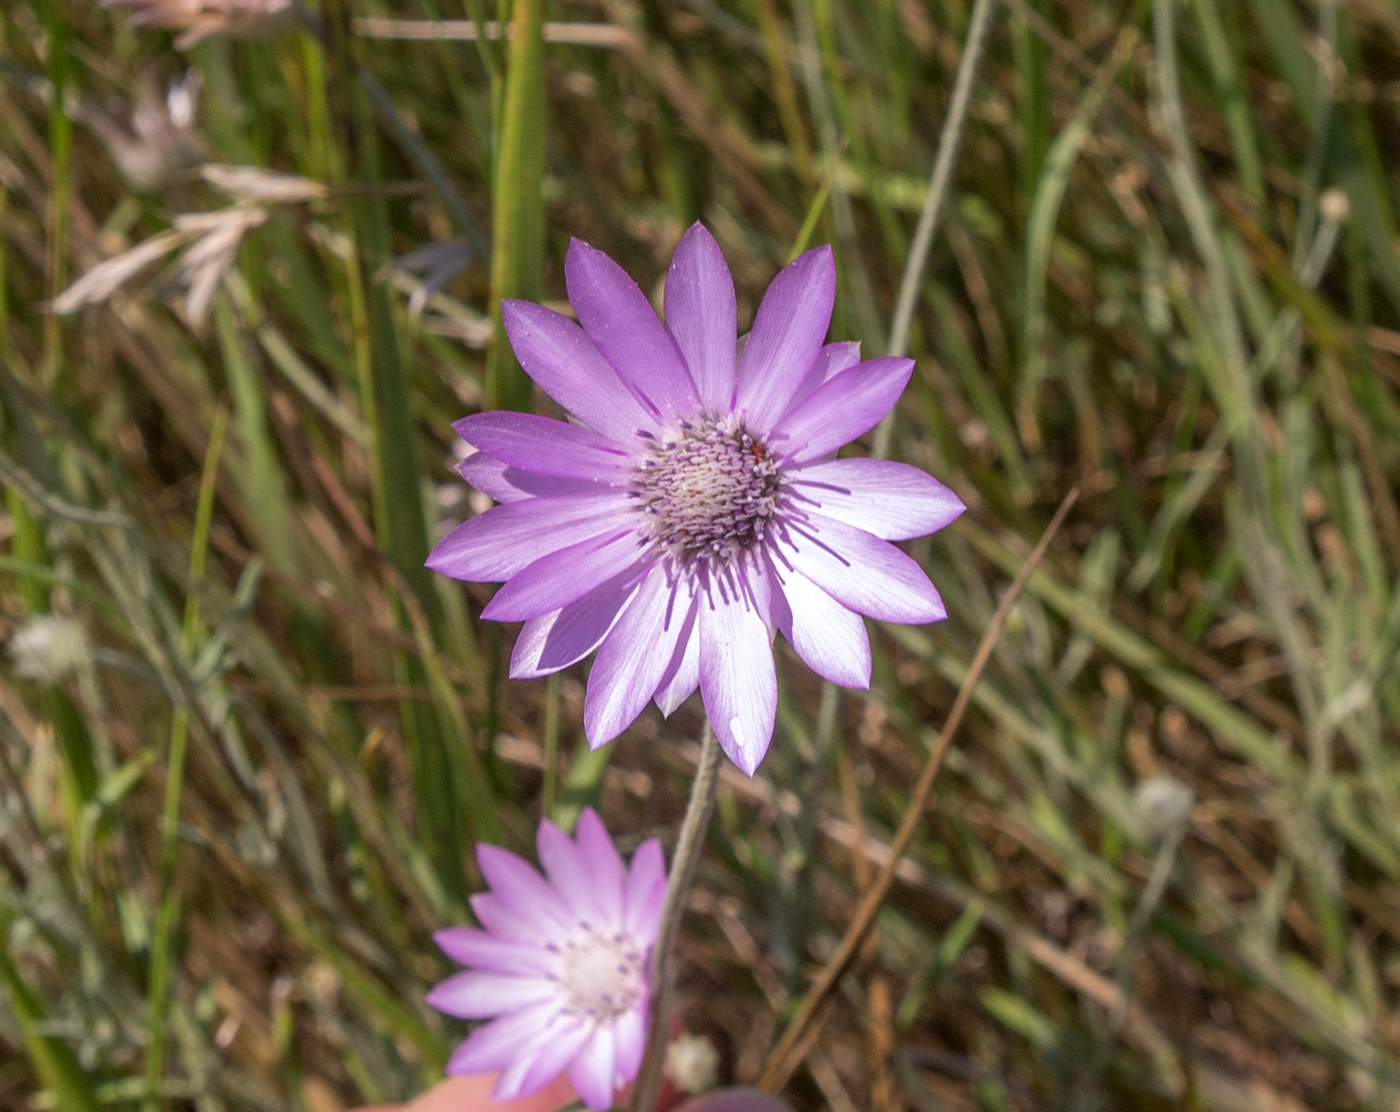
[632,415,783,568]
[556,929,646,1022]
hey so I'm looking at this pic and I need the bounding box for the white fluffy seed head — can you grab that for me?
[633,416,782,567]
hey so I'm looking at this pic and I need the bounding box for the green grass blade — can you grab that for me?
[484,0,545,412]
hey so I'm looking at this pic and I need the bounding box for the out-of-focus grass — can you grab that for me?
[1,0,1399,1109]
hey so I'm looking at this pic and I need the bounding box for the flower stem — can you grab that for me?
[629,721,722,1112]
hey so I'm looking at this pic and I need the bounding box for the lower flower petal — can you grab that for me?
[585,568,695,747]
[612,1006,647,1082]
[447,1004,558,1076]
[769,565,871,688]
[483,531,650,623]
[567,1021,618,1110]
[574,808,627,927]
[698,581,777,775]
[510,573,641,678]
[621,838,667,940]
[508,1019,594,1101]
[433,928,556,977]
[779,513,946,625]
[426,970,557,1019]
[476,845,575,928]
[653,601,701,716]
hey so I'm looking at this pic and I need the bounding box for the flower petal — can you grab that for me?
[784,340,863,412]
[433,928,557,976]
[476,844,574,928]
[536,818,600,924]
[622,838,666,941]
[653,616,700,716]
[612,1006,647,1082]
[565,238,699,420]
[769,564,871,688]
[567,1021,618,1110]
[446,1004,558,1075]
[457,451,610,504]
[735,245,835,432]
[507,1020,593,1101]
[428,492,633,584]
[664,223,736,411]
[426,970,556,1019]
[454,412,634,481]
[510,572,642,678]
[482,531,650,623]
[790,458,965,540]
[777,513,946,624]
[503,299,659,441]
[769,357,914,463]
[584,567,695,747]
[698,581,777,775]
[575,807,626,927]
[469,892,548,943]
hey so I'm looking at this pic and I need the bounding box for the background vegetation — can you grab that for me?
[2,0,1400,1108]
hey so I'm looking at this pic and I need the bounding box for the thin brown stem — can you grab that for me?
[629,721,722,1112]
[758,487,1079,1092]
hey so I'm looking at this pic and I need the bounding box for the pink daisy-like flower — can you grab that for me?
[427,808,667,1109]
[429,224,964,773]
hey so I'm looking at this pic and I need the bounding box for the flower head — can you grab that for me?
[429,225,964,773]
[428,809,667,1110]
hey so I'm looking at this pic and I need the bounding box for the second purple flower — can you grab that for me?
[429,225,964,773]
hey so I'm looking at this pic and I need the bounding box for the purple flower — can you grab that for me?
[429,225,964,773]
[427,808,667,1109]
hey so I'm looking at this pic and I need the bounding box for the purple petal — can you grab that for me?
[622,838,667,941]
[428,492,633,583]
[433,928,556,976]
[469,893,548,943]
[784,340,863,412]
[536,818,597,923]
[584,568,696,747]
[664,223,736,411]
[565,239,700,420]
[476,844,575,928]
[448,1005,557,1076]
[777,513,946,624]
[454,412,634,481]
[698,581,777,775]
[654,619,700,716]
[612,1007,647,1081]
[568,1022,618,1110]
[503,299,659,441]
[482,531,650,622]
[735,246,835,432]
[769,565,871,688]
[456,452,611,504]
[426,970,556,1019]
[510,573,642,678]
[575,808,626,927]
[769,357,914,463]
[790,458,965,540]
[812,341,862,385]
[508,1021,592,1101]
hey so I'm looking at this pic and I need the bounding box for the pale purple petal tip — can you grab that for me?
[735,244,835,432]
[665,222,737,412]
[566,238,699,420]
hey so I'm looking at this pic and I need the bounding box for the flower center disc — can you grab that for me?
[635,418,781,566]
[558,930,645,1022]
